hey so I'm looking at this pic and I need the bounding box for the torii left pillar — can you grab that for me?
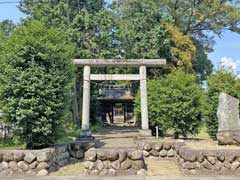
[80,65,92,138]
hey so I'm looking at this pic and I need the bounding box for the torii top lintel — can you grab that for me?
[73,59,166,67]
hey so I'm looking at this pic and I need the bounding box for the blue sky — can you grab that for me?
[0,1,239,73]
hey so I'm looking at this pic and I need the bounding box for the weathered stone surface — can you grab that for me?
[202,160,212,170]
[216,152,225,162]
[99,169,108,176]
[137,169,147,176]
[96,160,104,171]
[121,159,132,170]
[143,143,152,151]
[106,151,119,161]
[214,161,223,171]
[132,160,144,170]
[37,151,51,162]
[29,161,38,169]
[167,149,175,157]
[180,150,197,162]
[84,161,95,170]
[111,160,120,170]
[14,152,24,162]
[37,169,48,176]
[18,161,29,171]
[9,161,18,171]
[108,168,116,176]
[85,150,97,162]
[207,156,216,165]
[163,143,172,150]
[24,152,36,163]
[37,162,50,170]
[217,93,240,145]
[159,150,167,157]
[231,161,240,170]
[0,169,10,177]
[149,149,159,157]
[143,150,150,157]
[118,151,127,163]
[97,151,107,161]
[128,150,142,160]
[25,169,36,176]
[0,161,9,171]
[103,161,111,169]
[153,143,162,151]
[75,150,84,159]
[182,162,196,170]
[92,169,100,176]
[3,152,14,162]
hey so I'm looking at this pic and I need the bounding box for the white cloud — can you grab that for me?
[219,57,240,71]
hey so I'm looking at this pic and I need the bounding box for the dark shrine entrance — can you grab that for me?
[96,85,136,126]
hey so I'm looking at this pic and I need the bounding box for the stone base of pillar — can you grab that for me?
[139,129,152,137]
[79,130,94,139]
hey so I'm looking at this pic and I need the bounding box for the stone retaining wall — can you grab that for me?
[0,140,95,177]
[83,148,146,176]
[138,141,240,175]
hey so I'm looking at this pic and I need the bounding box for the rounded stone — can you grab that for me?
[167,149,175,157]
[3,152,14,162]
[37,169,48,176]
[18,161,29,171]
[37,162,50,170]
[84,161,95,170]
[9,161,18,171]
[99,169,108,176]
[207,156,216,165]
[132,160,144,170]
[25,169,36,176]
[97,151,107,161]
[108,168,116,176]
[137,169,147,176]
[121,159,132,170]
[0,161,9,171]
[24,152,36,164]
[111,160,121,170]
[96,160,104,171]
[150,149,159,157]
[29,161,38,169]
[159,150,167,158]
[118,151,127,163]
[163,143,172,150]
[128,150,143,160]
[143,150,150,157]
[14,152,24,162]
[106,151,119,161]
[231,161,240,170]
[153,143,163,151]
[85,150,97,162]
[37,151,51,162]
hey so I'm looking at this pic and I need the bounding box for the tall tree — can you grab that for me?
[0,20,16,36]
[115,0,196,72]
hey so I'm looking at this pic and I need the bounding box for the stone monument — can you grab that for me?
[217,92,240,145]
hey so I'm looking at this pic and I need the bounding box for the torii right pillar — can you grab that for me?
[139,65,152,136]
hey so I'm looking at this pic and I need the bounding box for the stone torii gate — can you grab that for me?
[73,59,166,137]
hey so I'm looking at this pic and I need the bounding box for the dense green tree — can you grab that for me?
[0,21,75,149]
[19,0,120,58]
[203,69,240,139]
[115,0,196,72]
[0,20,16,36]
[135,69,202,138]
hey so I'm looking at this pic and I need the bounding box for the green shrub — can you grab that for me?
[135,69,203,138]
[203,70,239,139]
[0,21,75,149]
